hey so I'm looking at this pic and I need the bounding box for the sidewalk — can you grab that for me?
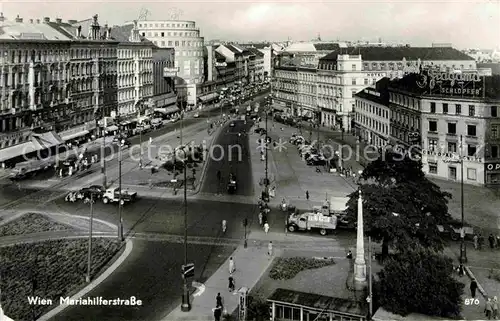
[163,245,275,321]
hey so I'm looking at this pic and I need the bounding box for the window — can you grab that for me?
[428,138,438,151]
[447,123,456,134]
[429,120,437,132]
[467,125,476,136]
[467,168,477,180]
[351,78,356,85]
[492,106,498,117]
[430,102,436,113]
[448,142,457,153]
[492,146,499,158]
[428,162,438,174]
[469,105,475,116]
[443,103,448,114]
[352,64,357,71]
[364,79,368,85]
[161,32,165,37]
[455,104,461,115]
[467,144,477,156]
[492,125,498,138]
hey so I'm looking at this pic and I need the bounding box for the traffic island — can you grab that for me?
[0,238,123,321]
[0,212,75,237]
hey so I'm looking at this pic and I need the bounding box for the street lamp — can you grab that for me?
[179,147,191,312]
[86,192,95,283]
[443,135,467,263]
[117,119,124,242]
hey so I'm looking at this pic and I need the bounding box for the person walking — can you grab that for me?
[229,257,235,274]
[213,305,222,321]
[228,276,235,292]
[268,241,273,256]
[306,190,309,200]
[216,292,223,308]
[264,222,270,234]
[485,297,493,320]
[489,234,495,249]
[258,212,263,226]
[473,234,479,250]
[470,279,478,298]
[222,220,227,233]
[492,296,499,319]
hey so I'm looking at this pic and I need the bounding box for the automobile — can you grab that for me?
[193,113,199,118]
[170,118,179,123]
[307,158,327,166]
[254,128,265,134]
[78,185,106,200]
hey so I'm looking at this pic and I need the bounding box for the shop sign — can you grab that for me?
[421,149,483,162]
[415,68,483,97]
[485,163,500,172]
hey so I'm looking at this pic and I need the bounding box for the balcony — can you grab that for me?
[163,66,179,78]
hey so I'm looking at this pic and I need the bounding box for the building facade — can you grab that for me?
[201,46,237,100]
[152,47,177,113]
[0,13,118,165]
[272,66,298,114]
[136,20,204,106]
[317,46,476,131]
[247,47,265,82]
[354,68,500,186]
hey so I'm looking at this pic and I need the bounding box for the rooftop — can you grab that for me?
[110,24,155,46]
[478,63,500,75]
[284,42,340,53]
[0,17,73,41]
[319,46,474,62]
[247,47,264,57]
[214,51,226,61]
[225,43,243,54]
[268,288,368,318]
[239,43,270,49]
[355,87,390,106]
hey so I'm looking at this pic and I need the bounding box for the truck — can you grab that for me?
[287,211,337,236]
[312,197,356,230]
[227,173,237,193]
[9,159,55,180]
[102,187,137,205]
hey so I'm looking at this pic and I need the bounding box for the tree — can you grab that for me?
[375,249,464,318]
[345,150,452,257]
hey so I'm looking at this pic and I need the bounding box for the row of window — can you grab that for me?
[144,31,200,39]
[428,164,478,181]
[427,120,478,136]
[356,100,390,119]
[319,61,475,72]
[390,92,421,110]
[429,102,498,117]
[427,139,479,157]
[117,75,153,88]
[357,115,390,135]
[139,22,195,29]
[117,49,152,59]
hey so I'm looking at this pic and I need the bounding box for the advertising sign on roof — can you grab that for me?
[415,68,483,97]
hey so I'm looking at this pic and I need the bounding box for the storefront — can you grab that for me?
[58,125,90,145]
[268,288,368,321]
[198,92,219,105]
[422,150,485,185]
[484,162,500,186]
[154,106,180,119]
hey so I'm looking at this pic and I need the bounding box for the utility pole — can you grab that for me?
[368,235,373,319]
[460,134,467,263]
[86,193,94,283]
[118,118,124,242]
[181,149,191,312]
[264,97,269,199]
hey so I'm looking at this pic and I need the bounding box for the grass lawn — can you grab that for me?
[0,213,74,237]
[0,238,122,320]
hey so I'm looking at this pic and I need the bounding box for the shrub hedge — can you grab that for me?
[0,238,121,320]
[0,213,73,237]
[269,257,336,280]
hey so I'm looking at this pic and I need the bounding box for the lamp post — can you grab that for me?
[444,135,467,263]
[86,193,94,283]
[180,148,191,312]
[264,97,270,200]
[118,118,124,242]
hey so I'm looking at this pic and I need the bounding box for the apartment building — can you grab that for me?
[0,14,118,165]
[201,46,237,101]
[152,47,177,115]
[317,46,476,131]
[247,47,265,82]
[354,67,500,186]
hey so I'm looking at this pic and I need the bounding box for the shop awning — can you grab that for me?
[155,106,180,115]
[61,130,90,142]
[32,132,63,150]
[273,104,286,111]
[0,142,38,162]
[199,93,219,102]
[105,125,118,132]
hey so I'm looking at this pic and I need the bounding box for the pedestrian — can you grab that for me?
[216,292,223,308]
[458,263,465,277]
[264,222,269,234]
[258,212,263,226]
[222,219,227,233]
[470,279,478,298]
[493,296,499,319]
[268,241,273,256]
[479,234,485,249]
[149,137,152,144]
[346,250,353,259]
[474,234,479,250]
[489,234,495,249]
[214,305,222,321]
[485,297,493,320]
[228,276,235,292]
[229,257,235,274]
[306,190,309,200]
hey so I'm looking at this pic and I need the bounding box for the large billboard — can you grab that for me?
[415,68,483,98]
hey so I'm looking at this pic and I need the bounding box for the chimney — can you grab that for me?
[29,19,34,23]
[56,18,62,23]
[36,19,40,24]
[15,15,23,23]
[68,19,77,24]
[0,12,4,22]
[43,17,50,23]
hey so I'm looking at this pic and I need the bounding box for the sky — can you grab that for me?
[1,0,499,49]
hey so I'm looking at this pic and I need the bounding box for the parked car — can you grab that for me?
[102,187,137,205]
